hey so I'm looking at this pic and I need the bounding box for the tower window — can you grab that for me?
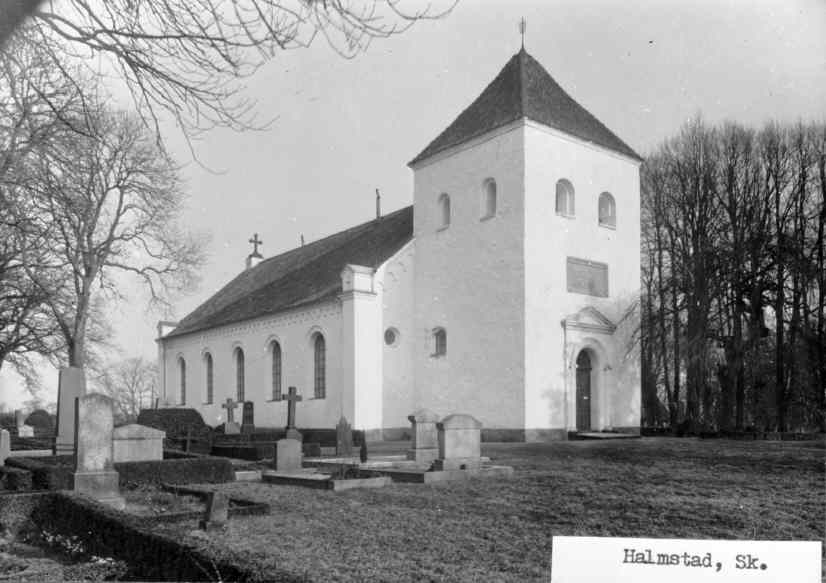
[599,192,616,228]
[481,178,497,219]
[432,327,447,357]
[438,193,451,229]
[555,179,575,217]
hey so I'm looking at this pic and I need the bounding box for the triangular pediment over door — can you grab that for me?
[564,306,616,335]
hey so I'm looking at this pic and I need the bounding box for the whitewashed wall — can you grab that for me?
[411,122,526,430]
[159,300,345,429]
[523,121,641,435]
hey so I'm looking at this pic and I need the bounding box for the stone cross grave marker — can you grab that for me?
[222,398,240,435]
[241,401,255,435]
[73,393,125,509]
[336,415,353,457]
[283,386,302,440]
[55,367,86,455]
[199,491,229,531]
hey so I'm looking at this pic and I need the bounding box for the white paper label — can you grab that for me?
[551,536,821,583]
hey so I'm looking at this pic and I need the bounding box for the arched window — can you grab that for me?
[438,193,451,228]
[555,179,575,217]
[178,357,186,405]
[481,178,497,219]
[313,334,326,399]
[598,192,616,227]
[433,327,447,357]
[204,352,213,404]
[271,341,282,401]
[235,347,245,402]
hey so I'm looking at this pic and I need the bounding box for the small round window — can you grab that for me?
[384,327,400,347]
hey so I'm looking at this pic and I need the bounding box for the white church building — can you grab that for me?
[157,48,642,441]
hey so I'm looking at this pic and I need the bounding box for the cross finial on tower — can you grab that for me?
[248,233,263,256]
[519,17,526,50]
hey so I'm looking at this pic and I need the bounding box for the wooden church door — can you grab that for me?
[576,351,592,431]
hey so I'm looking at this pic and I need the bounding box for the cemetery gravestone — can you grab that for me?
[199,491,229,531]
[15,410,33,438]
[222,398,240,435]
[406,408,440,465]
[273,386,303,471]
[55,367,86,455]
[73,393,125,510]
[336,415,353,457]
[241,401,255,435]
[433,413,483,471]
[113,424,166,462]
[0,429,9,465]
[283,386,302,440]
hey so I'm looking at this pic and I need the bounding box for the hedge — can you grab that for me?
[0,491,49,535]
[6,455,235,490]
[214,427,365,446]
[5,455,74,490]
[0,466,33,491]
[30,493,279,582]
[116,457,235,487]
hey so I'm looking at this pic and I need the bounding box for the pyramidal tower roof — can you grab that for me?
[410,48,642,166]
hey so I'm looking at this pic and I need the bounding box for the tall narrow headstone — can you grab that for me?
[0,429,10,465]
[406,408,439,465]
[336,416,353,457]
[55,367,86,455]
[241,401,255,435]
[73,393,125,510]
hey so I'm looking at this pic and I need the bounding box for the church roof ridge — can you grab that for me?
[409,49,642,166]
[165,205,414,339]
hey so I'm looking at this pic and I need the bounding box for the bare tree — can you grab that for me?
[19,103,205,370]
[25,0,454,149]
[94,356,157,423]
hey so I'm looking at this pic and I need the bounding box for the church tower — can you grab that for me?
[409,49,642,440]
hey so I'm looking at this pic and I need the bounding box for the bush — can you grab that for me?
[5,456,74,490]
[0,491,49,535]
[211,443,274,461]
[116,457,235,487]
[137,408,213,454]
[0,466,33,491]
[24,410,55,437]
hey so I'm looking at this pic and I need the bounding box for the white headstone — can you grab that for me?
[55,367,86,455]
[406,408,440,465]
[113,423,166,462]
[433,413,483,471]
[0,429,10,465]
[73,393,124,510]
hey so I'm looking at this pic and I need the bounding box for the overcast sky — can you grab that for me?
[2,0,825,409]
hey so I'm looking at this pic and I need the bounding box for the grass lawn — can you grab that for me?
[156,438,824,582]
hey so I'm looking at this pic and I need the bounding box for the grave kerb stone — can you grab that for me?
[199,491,229,531]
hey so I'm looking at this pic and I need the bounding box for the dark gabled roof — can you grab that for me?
[165,206,414,339]
[410,48,642,165]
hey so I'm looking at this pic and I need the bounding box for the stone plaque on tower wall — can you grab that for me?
[566,257,609,298]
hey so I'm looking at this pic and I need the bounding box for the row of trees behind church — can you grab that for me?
[639,118,826,433]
